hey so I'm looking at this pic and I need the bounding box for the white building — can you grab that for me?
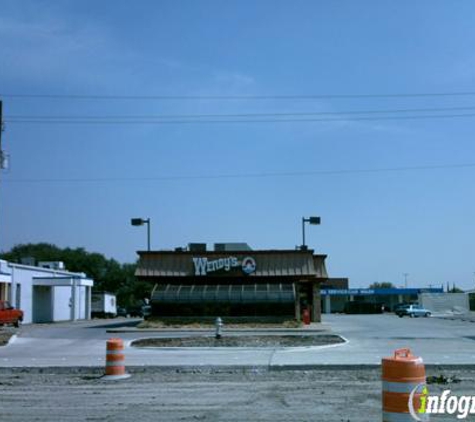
[0,260,93,324]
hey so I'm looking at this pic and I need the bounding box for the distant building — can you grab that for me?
[0,260,93,323]
[321,286,443,313]
[321,278,349,290]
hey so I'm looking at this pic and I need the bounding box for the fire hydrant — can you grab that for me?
[215,317,223,339]
[302,308,311,325]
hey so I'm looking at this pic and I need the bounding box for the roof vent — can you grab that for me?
[214,243,252,251]
[188,243,207,252]
[38,261,66,270]
[20,257,36,266]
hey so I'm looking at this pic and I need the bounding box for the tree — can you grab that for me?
[369,282,396,289]
[115,263,151,307]
[449,283,464,293]
[0,243,148,306]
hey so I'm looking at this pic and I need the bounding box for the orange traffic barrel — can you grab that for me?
[103,338,131,381]
[382,348,427,421]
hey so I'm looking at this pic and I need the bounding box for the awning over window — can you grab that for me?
[152,283,295,304]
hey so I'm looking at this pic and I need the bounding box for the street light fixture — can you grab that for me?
[301,216,321,249]
[131,217,151,251]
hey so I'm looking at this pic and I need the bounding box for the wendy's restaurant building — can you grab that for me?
[135,243,329,322]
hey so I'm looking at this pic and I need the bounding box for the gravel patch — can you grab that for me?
[0,367,474,421]
[132,334,344,348]
[0,329,15,346]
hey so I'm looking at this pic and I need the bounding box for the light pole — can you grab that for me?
[0,100,9,251]
[0,101,3,250]
[131,218,151,251]
[301,216,321,249]
[403,273,409,289]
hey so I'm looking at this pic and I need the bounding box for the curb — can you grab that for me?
[0,363,475,374]
[127,333,346,350]
[107,328,330,334]
[7,334,17,346]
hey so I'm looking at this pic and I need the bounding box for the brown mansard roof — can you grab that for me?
[135,249,328,279]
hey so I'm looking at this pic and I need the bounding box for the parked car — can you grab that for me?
[395,304,431,318]
[116,307,128,317]
[126,304,152,319]
[142,304,152,319]
[394,303,412,313]
[0,300,24,327]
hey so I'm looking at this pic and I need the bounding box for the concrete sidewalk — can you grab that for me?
[1,314,475,367]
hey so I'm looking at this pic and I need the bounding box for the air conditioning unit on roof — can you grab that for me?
[38,261,66,270]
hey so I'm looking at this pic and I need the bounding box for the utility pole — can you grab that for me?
[0,100,6,172]
[0,100,4,254]
[0,100,3,168]
[403,273,409,289]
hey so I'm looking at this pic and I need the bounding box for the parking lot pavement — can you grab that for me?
[436,312,475,323]
[1,314,475,367]
[273,313,475,366]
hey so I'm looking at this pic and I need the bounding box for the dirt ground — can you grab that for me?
[0,366,473,421]
[132,334,343,348]
[0,329,14,346]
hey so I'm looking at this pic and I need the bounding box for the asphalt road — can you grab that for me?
[1,314,475,367]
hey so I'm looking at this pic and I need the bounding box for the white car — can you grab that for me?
[396,304,431,318]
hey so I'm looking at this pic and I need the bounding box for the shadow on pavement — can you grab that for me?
[86,320,142,329]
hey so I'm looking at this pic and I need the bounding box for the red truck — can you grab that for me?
[0,300,23,327]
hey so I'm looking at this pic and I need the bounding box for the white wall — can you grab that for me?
[52,286,73,321]
[32,286,52,323]
[1,261,93,323]
[78,286,86,320]
[419,293,469,314]
[11,266,39,324]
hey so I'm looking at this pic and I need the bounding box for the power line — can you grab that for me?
[3,91,475,101]
[1,163,474,184]
[6,105,475,120]
[5,112,475,125]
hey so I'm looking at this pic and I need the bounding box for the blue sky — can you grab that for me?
[1,0,475,289]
